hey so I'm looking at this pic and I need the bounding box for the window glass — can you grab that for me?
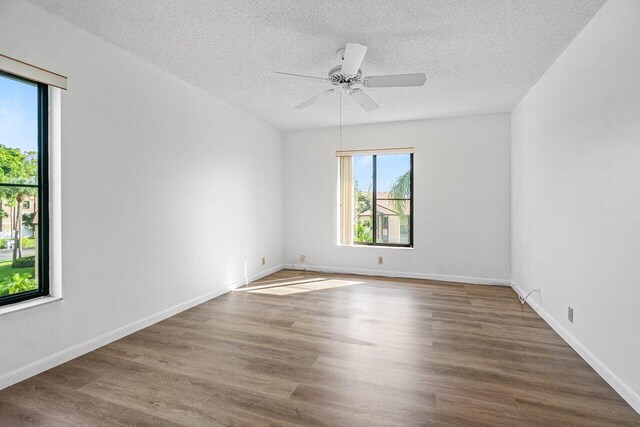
[376,154,411,200]
[353,155,373,243]
[375,199,411,244]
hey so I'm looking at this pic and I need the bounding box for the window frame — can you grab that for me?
[0,70,50,307]
[353,153,414,248]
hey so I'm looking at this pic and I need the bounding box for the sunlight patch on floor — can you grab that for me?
[235,277,329,292]
[249,276,307,286]
[245,279,363,296]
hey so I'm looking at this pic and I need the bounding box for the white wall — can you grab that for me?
[0,0,283,387]
[284,114,511,283]
[512,0,640,412]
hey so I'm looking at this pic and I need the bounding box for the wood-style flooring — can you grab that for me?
[0,269,638,426]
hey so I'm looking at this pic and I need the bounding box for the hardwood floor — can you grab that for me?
[1,269,638,426]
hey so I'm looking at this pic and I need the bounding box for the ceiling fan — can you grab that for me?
[275,43,426,111]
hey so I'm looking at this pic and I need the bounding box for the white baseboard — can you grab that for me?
[285,264,511,286]
[525,297,640,414]
[0,264,284,390]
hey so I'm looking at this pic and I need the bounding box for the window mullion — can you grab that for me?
[410,153,414,247]
[372,155,377,245]
[38,82,49,297]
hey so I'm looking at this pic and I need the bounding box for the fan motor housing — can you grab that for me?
[328,65,363,86]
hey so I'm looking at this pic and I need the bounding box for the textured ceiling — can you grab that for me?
[27,0,605,131]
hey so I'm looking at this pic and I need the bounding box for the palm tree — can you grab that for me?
[0,145,39,265]
[0,181,37,265]
[0,201,6,232]
[13,192,24,261]
[388,171,411,217]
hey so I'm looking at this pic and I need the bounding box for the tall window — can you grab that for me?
[0,71,49,306]
[340,152,413,247]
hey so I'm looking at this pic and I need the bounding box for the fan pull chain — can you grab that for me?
[339,91,342,151]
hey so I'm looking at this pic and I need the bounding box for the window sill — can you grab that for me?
[338,244,414,250]
[0,296,62,317]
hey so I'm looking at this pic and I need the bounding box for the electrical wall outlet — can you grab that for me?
[261,256,266,266]
[378,256,384,265]
[568,306,574,323]
[300,255,306,263]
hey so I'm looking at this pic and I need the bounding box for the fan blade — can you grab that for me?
[363,73,426,88]
[350,89,378,111]
[295,89,335,109]
[274,71,328,82]
[341,43,368,75]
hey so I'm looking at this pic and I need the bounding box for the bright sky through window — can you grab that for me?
[354,154,410,191]
[0,76,38,153]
